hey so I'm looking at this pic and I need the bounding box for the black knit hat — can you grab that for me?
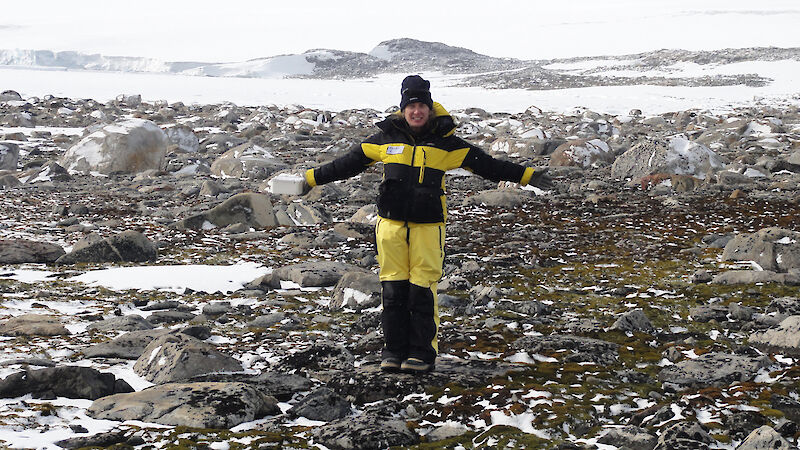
[400,75,433,110]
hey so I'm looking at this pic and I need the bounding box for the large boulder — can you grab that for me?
[0,314,69,336]
[736,425,793,450]
[0,142,20,170]
[87,382,279,428]
[163,125,199,153]
[133,332,243,384]
[311,413,419,449]
[549,139,615,168]
[611,136,725,180]
[329,271,381,311]
[749,315,800,356]
[210,143,287,179]
[174,192,278,230]
[657,352,771,389]
[84,328,169,360]
[56,230,157,264]
[61,118,168,174]
[0,366,133,400]
[0,239,65,264]
[721,227,800,272]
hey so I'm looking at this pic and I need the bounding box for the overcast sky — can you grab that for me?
[2,1,800,62]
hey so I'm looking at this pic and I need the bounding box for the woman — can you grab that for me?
[304,75,553,373]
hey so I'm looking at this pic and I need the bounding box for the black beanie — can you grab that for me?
[400,75,433,110]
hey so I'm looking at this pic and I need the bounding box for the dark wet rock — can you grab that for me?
[512,334,619,365]
[134,332,243,383]
[146,310,197,324]
[61,118,168,174]
[653,421,713,450]
[288,387,351,421]
[597,425,656,450]
[723,410,768,440]
[174,192,277,230]
[329,270,381,311]
[771,394,800,423]
[84,328,170,359]
[0,314,69,336]
[54,429,131,449]
[689,304,730,322]
[0,366,133,400]
[749,315,800,356]
[87,382,279,428]
[737,425,794,450]
[611,309,654,333]
[311,412,418,449]
[657,352,771,389]
[0,239,65,264]
[56,230,157,264]
[321,358,523,405]
[87,314,155,332]
[280,342,356,372]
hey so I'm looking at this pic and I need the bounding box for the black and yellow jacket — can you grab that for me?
[305,102,537,223]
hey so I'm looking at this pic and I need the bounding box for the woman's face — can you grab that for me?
[403,102,431,132]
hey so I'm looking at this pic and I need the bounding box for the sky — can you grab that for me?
[2,1,800,62]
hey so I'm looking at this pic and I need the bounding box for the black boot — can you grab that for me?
[381,280,411,366]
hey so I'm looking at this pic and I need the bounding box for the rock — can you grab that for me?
[329,271,381,311]
[426,424,468,442]
[288,387,351,422]
[164,125,199,153]
[721,227,800,272]
[133,332,243,383]
[749,315,800,356]
[549,139,615,168]
[280,342,356,372]
[0,90,22,102]
[611,309,655,333]
[0,174,21,189]
[770,394,800,423]
[0,239,65,264]
[0,314,69,336]
[210,143,287,179]
[56,230,157,264]
[0,366,133,399]
[657,352,770,388]
[723,410,768,440]
[87,382,279,428]
[711,270,800,285]
[311,413,418,449]
[689,304,730,322]
[736,425,793,450]
[512,334,619,365]
[54,430,131,449]
[285,202,331,225]
[174,192,278,230]
[653,421,713,450]
[611,137,725,180]
[84,329,170,359]
[0,142,20,170]
[248,312,288,329]
[86,315,155,332]
[597,425,657,450]
[61,118,168,174]
[268,261,363,288]
[20,161,72,183]
[462,189,529,208]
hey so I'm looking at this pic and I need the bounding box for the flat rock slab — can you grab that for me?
[749,315,800,356]
[318,358,523,405]
[0,239,65,264]
[56,230,157,264]
[658,352,771,389]
[0,366,133,400]
[0,314,69,336]
[311,413,418,449]
[265,261,365,288]
[87,382,279,428]
[512,334,619,365]
[84,328,170,359]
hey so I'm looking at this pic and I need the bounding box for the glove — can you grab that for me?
[528,168,554,190]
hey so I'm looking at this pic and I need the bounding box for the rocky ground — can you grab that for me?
[1,89,800,449]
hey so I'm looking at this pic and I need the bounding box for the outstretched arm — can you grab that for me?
[460,140,553,189]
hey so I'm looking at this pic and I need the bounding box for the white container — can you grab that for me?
[268,173,306,195]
